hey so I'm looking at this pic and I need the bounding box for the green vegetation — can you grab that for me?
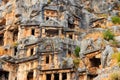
[111,40,120,47]
[110,72,120,80]
[73,46,81,69]
[112,52,120,62]
[74,46,80,57]
[73,58,80,69]
[112,52,120,67]
[97,13,108,18]
[86,8,94,13]
[103,29,115,41]
[48,0,52,4]
[111,16,120,24]
[13,42,19,47]
[116,53,120,63]
[62,60,67,67]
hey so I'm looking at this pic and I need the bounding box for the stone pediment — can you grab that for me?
[41,18,62,27]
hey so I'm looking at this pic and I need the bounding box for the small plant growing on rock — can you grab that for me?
[110,72,120,80]
[111,16,120,24]
[110,40,120,47]
[13,42,19,47]
[103,29,115,41]
[73,58,80,69]
[112,52,120,67]
[74,46,80,57]
[48,0,52,4]
[73,46,81,69]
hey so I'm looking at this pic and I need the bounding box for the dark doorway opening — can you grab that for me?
[90,57,101,67]
[88,74,98,80]
[69,35,73,39]
[14,47,17,56]
[62,73,67,80]
[0,71,9,80]
[0,34,4,46]
[68,22,75,29]
[13,30,18,42]
[30,48,34,56]
[46,74,51,80]
[31,29,35,35]
[27,72,33,80]
[46,17,49,20]
[68,50,72,56]
[46,55,49,64]
[54,73,59,80]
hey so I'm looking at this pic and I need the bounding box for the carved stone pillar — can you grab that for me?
[67,72,70,80]
[59,29,62,37]
[51,74,54,80]
[84,74,88,80]
[43,73,46,80]
[33,70,37,80]
[59,73,62,80]
[42,28,46,37]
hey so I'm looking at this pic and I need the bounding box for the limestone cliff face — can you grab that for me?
[0,0,120,80]
[0,0,119,28]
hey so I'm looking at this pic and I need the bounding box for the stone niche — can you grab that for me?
[44,9,58,20]
[0,34,4,46]
[19,26,40,39]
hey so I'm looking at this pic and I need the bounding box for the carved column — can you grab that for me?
[9,71,16,80]
[42,28,46,37]
[43,73,46,80]
[59,29,62,37]
[72,33,75,40]
[51,74,54,80]
[33,70,37,80]
[84,74,88,80]
[67,72,70,80]
[39,74,43,80]
[59,73,62,80]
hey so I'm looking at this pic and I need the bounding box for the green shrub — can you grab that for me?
[86,8,94,13]
[13,42,19,47]
[48,0,52,4]
[110,72,120,80]
[112,52,120,67]
[111,40,120,47]
[73,58,80,69]
[103,30,115,41]
[117,53,120,63]
[111,16,120,24]
[74,46,80,57]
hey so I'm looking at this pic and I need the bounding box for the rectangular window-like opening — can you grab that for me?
[69,34,73,39]
[68,23,75,29]
[31,29,35,35]
[45,29,59,37]
[88,74,98,80]
[46,74,51,80]
[46,17,49,20]
[13,30,18,42]
[27,72,33,80]
[14,47,17,56]
[46,55,49,64]
[68,50,72,56]
[0,71,9,80]
[0,35,4,46]
[30,48,34,56]
[90,57,101,67]
[54,73,59,80]
[62,73,67,80]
